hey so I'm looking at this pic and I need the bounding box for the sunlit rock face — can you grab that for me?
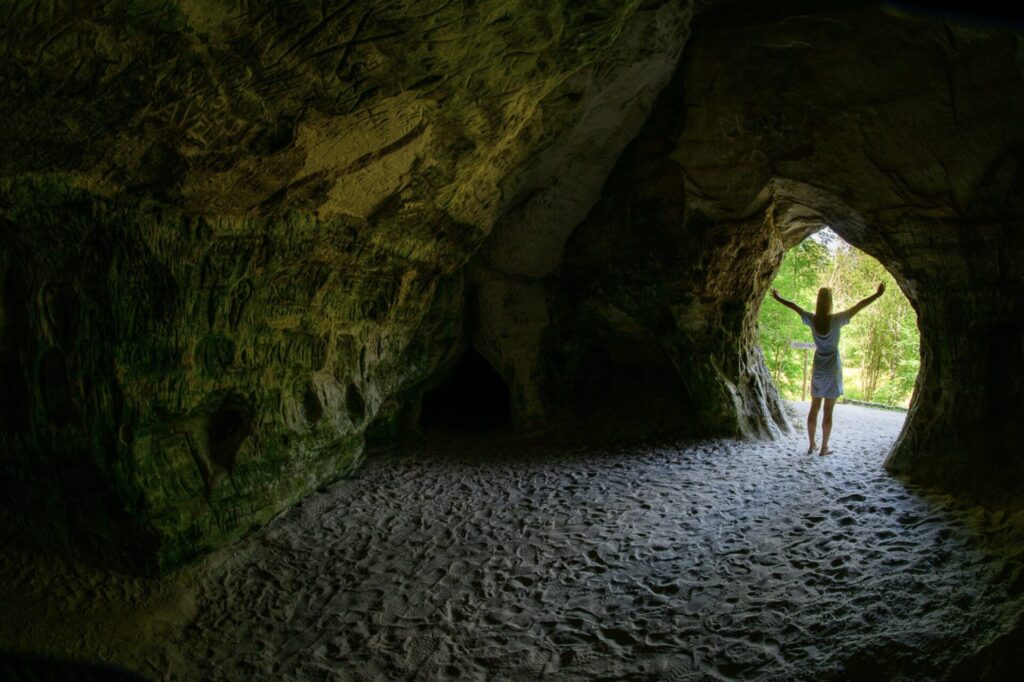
[0,1,692,573]
[1,0,1022,575]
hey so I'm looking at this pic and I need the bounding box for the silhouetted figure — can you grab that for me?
[771,283,886,455]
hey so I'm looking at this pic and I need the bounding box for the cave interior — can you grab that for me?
[1,0,1023,679]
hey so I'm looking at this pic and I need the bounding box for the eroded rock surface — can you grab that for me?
[1,0,1022,573]
[0,1,694,572]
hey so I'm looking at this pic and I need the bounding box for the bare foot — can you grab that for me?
[819,448,832,456]
[807,442,817,455]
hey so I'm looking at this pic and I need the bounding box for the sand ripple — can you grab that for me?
[3,403,1024,681]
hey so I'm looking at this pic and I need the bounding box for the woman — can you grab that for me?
[771,282,885,455]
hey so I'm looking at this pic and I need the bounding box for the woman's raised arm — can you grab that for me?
[770,288,808,317]
[842,282,886,319]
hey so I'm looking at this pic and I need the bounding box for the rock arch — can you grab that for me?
[545,1,1024,505]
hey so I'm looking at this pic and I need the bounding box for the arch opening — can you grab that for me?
[419,348,512,433]
[759,227,921,411]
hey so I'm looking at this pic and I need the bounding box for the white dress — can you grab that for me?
[799,311,850,399]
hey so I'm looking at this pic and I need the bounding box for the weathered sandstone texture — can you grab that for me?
[0,0,692,573]
[1,0,1022,573]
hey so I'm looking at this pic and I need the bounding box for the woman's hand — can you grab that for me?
[876,282,886,297]
[771,288,783,302]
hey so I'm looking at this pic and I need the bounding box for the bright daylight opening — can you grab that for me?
[760,227,920,408]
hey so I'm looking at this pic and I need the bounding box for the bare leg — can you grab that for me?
[820,398,837,455]
[807,397,822,454]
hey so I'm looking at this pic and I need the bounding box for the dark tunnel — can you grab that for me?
[419,349,512,433]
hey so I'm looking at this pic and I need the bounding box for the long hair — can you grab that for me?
[813,287,832,335]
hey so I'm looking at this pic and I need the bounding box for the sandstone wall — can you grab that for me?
[0,1,693,572]
[2,0,1022,573]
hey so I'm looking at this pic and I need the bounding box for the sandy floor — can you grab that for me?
[3,402,1024,681]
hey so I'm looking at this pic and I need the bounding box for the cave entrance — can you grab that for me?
[759,228,920,409]
[420,348,512,433]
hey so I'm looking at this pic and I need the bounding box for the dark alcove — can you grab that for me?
[420,349,512,433]
[302,384,323,425]
[207,398,255,472]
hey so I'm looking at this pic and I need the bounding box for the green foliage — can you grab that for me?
[759,232,920,407]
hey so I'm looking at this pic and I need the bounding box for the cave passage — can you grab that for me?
[760,229,921,408]
[419,349,512,433]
